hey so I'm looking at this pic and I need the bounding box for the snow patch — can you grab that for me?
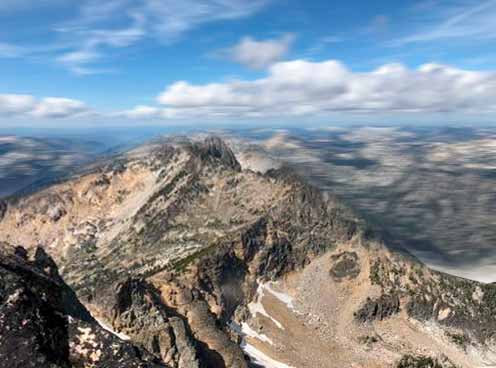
[265,283,296,311]
[248,283,285,330]
[230,321,274,345]
[241,342,295,368]
[95,317,130,341]
[241,322,274,345]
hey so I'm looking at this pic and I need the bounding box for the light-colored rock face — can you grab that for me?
[1,137,496,368]
[0,142,287,280]
[0,163,156,256]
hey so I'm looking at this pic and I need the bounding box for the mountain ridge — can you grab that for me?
[1,136,495,367]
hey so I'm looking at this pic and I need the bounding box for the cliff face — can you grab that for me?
[0,137,495,368]
[0,244,166,368]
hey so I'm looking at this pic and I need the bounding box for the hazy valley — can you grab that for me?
[230,126,496,283]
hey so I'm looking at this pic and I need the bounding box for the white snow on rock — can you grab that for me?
[241,322,274,345]
[264,282,296,311]
[248,283,285,329]
[229,321,274,345]
[241,341,295,368]
[95,317,131,341]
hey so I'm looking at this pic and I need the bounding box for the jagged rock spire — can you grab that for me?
[201,136,241,172]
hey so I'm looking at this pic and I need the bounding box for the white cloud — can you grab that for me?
[156,59,496,118]
[0,94,36,115]
[31,97,89,118]
[143,0,270,39]
[0,94,90,119]
[223,34,294,69]
[394,0,496,45]
[55,47,118,75]
[47,0,270,73]
[1,0,270,73]
[5,59,496,123]
[57,49,100,65]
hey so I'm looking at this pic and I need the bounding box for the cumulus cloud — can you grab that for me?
[31,98,89,118]
[0,94,37,115]
[5,59,496,122]
[156,59,496,118]
[222,34,294,69]
[0,94,90,119]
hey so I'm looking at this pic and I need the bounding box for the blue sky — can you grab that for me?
[0,0,495,127]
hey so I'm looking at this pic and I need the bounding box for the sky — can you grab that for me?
[0,0,496,128]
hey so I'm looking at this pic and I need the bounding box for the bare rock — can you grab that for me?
[47,204,66,222]
[111,278,200,368]
[330,251,361,281]
[355,294,401,323]
[0,246,167,368]
[396,354,458,368]
[197,137,241,172]
[0,200,6,221]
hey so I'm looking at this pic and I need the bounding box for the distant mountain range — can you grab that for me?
[228,126,496,283]
[0,135,106,198]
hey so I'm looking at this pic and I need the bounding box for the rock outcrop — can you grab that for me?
[0,200,6,221]
[197,136,241,172]
[111,278,200,368]
[0,245,166,368]
[329,251,361,281]
[396,354,458,368]
[354,294,401,322]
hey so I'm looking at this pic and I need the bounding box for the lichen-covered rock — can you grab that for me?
[111,278,200,368]
[0,245,166,368]
[330,251,361,281]
[370,254,496,343]
[395,354,458,368]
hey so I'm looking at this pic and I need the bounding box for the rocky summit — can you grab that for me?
[1,137,496,368]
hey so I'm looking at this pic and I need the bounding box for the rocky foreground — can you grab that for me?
[0,137,495,367]
[0,244,165,368]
